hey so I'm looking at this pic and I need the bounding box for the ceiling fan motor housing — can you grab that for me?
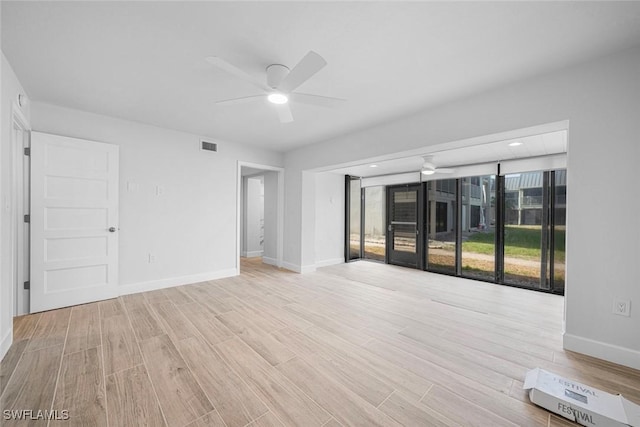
[266,64,290,89]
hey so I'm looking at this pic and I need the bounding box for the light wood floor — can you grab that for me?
[2,258,639,426]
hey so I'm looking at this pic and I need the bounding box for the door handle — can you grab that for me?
[388,224,393,232]
[108,227,117,233]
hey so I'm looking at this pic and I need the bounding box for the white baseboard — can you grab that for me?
[301,264,316,274]
[245,250,263,258]
[563,333,640,370]
[315,258,344,268]
[1,328,12,361]
[241,251,247,257]
[262,256,278,266]
[281,262,301,273]
[281,262,316,274]
[119,268,238,296]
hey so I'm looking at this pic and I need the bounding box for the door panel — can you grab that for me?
[387,185,421,268]
[460,175,496,281]
[363,186,386,261]
[30,132,119,312]
[502,171,544,289]
[346,176,362,260]
[426,179,457,274]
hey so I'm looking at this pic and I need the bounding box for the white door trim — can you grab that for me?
[236,161,284,271]
[11,102,30,316]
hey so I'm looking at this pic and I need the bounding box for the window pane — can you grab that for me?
[461,175,496,281]
[503,172,543,288]
[364,186,386,261]
[553,170,566,292]
[391,189,417,254]
[427,179,456,274]
[349,178,361,259]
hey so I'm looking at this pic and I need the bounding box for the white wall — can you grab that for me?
[283,46,640,369]
[30,102,283,295]
[262,171,278,265]
[1,52,31,359]
[314,172,344,268]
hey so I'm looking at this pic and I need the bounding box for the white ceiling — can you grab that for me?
[329,130,567,177]
[3,2,640,152]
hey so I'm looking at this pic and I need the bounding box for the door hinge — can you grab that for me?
[24,214,30,223]
[24,147,30,156]
[24,281,30,290]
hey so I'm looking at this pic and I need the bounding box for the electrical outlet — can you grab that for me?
[148,253,156,263]
[612,298,631,317]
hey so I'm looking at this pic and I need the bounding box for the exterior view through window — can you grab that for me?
[364,186,385,261]
[460,175,496,281]
[426,179,457,274]
[345,168,566,294]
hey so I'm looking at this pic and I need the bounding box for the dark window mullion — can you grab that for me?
[455,178,462,276]
[549,171,557,292]
[360,186,365,259]
[540,172,550,289]
[344,175,351,262]
[496,173,505,284]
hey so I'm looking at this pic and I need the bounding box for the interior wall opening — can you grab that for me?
[238,164,283,272]
[342,130,567,295]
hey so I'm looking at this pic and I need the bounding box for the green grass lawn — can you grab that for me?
[461,226,565,262]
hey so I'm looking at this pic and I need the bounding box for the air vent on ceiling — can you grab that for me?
[200,139,218,152]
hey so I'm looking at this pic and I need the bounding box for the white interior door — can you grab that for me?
[30,132,119,312]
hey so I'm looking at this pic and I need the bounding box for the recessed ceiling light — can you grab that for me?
[422,170,435,175]
[370,164,378,168]
[509,141,523,147]
[267,93,288,105]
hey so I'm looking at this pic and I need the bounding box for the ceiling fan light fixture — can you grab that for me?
[422,169,435,175]
[268,92,289,105]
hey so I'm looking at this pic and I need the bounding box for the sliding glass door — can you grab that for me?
[502,171,545,288]
[420,169,565,293]
[425,179,457,274]
[500,170,566,291]
[550,170,566,292]
[387,184,422,268]
[460,175,497,281]
[345,168,566,294]
[364,186,386,261]
[345,176,362,261]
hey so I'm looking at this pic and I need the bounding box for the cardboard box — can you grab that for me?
[524,368,640,427]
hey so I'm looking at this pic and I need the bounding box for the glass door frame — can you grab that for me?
[423,169,565,295]
[344,175,363,262]
[385,183,424,269]
[344,167,565,295]
[498,169,564,293]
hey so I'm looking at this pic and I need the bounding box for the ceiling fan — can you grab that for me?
[206,51,345,123]
[421,155,455,175]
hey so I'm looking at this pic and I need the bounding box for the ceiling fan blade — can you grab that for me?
[435,168,455,174]
[215,95,265,106]
[274,103,294,123]
[278,51,327,93]
[290,92,346,108]
[206,56,270,91]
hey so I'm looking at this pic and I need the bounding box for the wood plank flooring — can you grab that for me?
[2,257,640,426]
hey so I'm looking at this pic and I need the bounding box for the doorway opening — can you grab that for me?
[12,106,31,316]
[237,162,284,273]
